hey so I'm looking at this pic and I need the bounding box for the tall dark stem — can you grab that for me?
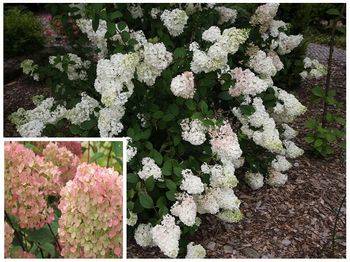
[331,193,346,256]
[48,223,61,252]
[322,3,345,126]
[106,143,113,167]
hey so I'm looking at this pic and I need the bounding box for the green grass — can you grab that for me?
[303,28,346,49]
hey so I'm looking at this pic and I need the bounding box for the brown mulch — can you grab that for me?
[127,45,346,258]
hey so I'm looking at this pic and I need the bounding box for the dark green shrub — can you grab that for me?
[4,7,45,57]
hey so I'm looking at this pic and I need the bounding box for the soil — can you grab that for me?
[127,44,346,258]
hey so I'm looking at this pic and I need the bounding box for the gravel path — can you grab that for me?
[127,44,346,258]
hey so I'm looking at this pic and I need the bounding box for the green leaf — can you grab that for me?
[117,21,127,31]
[240,105,256,116]
[166,190,176,201]
[326,8,340,16]
[162,160,172,176]
[90,152,104,163]
[305,135,315,143]
[121,31,130,42]
[306,119,317,129]
[153,111,164,119]
[150,150,163,165]
[40,242,56,257]
[218,91,233,101]
[165,179,177,191]
[199,101,208,113]
[311,85,325,98]
[173,136,181,146]
[156,196,167,209]
[185,100,196,111]
[138,192,154,209]
[92,15,100,32]
[109,10,123,19]
[144,141,153,150]
[127,173,139,184]
[314,139,323,148]
[69,125,81,135]
[145,176,155,192]
[174,47,186,58]
[27,227,55,244]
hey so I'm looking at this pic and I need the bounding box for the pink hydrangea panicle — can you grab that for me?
[43,142,80,185]
[5,142,59,229]
[58,163,123,258]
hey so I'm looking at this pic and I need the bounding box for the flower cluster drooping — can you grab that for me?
[58,163,123,258]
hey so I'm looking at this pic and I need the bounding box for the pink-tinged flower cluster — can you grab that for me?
[58,163,123,258]
[57,142,83,158]
[5,222,14,257]
[209,122,242,164]
[5,142,61,229]
[43,142,80,185]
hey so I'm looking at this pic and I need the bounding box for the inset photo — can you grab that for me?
[4,140,124,258]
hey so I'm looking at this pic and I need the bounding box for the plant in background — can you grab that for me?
[4,141,123,258]
[4,7,45,57]
[10,3,308,258]
[304,4,346,157]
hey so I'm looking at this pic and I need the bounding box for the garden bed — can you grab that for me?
[127,43,346,258]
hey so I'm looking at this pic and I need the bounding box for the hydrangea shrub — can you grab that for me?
[4,141,123,258]
[7,2,326,258]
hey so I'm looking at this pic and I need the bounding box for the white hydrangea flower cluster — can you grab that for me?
[20,59,39,81]
[209,121,243,164]
[229,67,269,97]
[76,18,107,58]
[137,42,173,86]
[271,155,292,172]
[10,92,98,137]
[180,169,204,194]
[65,92,99,125]
[126,137,137,162]
[170,71,196,99]
[248,50,282,78]
[272,87,307,123]
[244,172,264,190]
[201,163,238,189]
[180,118,207,145]
[160,9,189,36]
[127,211,138,226]
[150,8,161,19]
[250,3,279,33]
[250,3,303,55]
[196,187,241,215]
[185,242,206,258]
[202,26,222,43]
[170,193,197,226]
[134,223,154,247]
[215,6,237,25]
[267,168,288,187]
[127,4,143,19]
[190,27,250,73]
[233,97,284,154]
[151,214,181,258]
[300,57,327,80]
[137,157,162,181]
[271,32,304,55]
[49,53,91,81]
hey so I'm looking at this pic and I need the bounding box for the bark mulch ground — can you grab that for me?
[127,44,346,258]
